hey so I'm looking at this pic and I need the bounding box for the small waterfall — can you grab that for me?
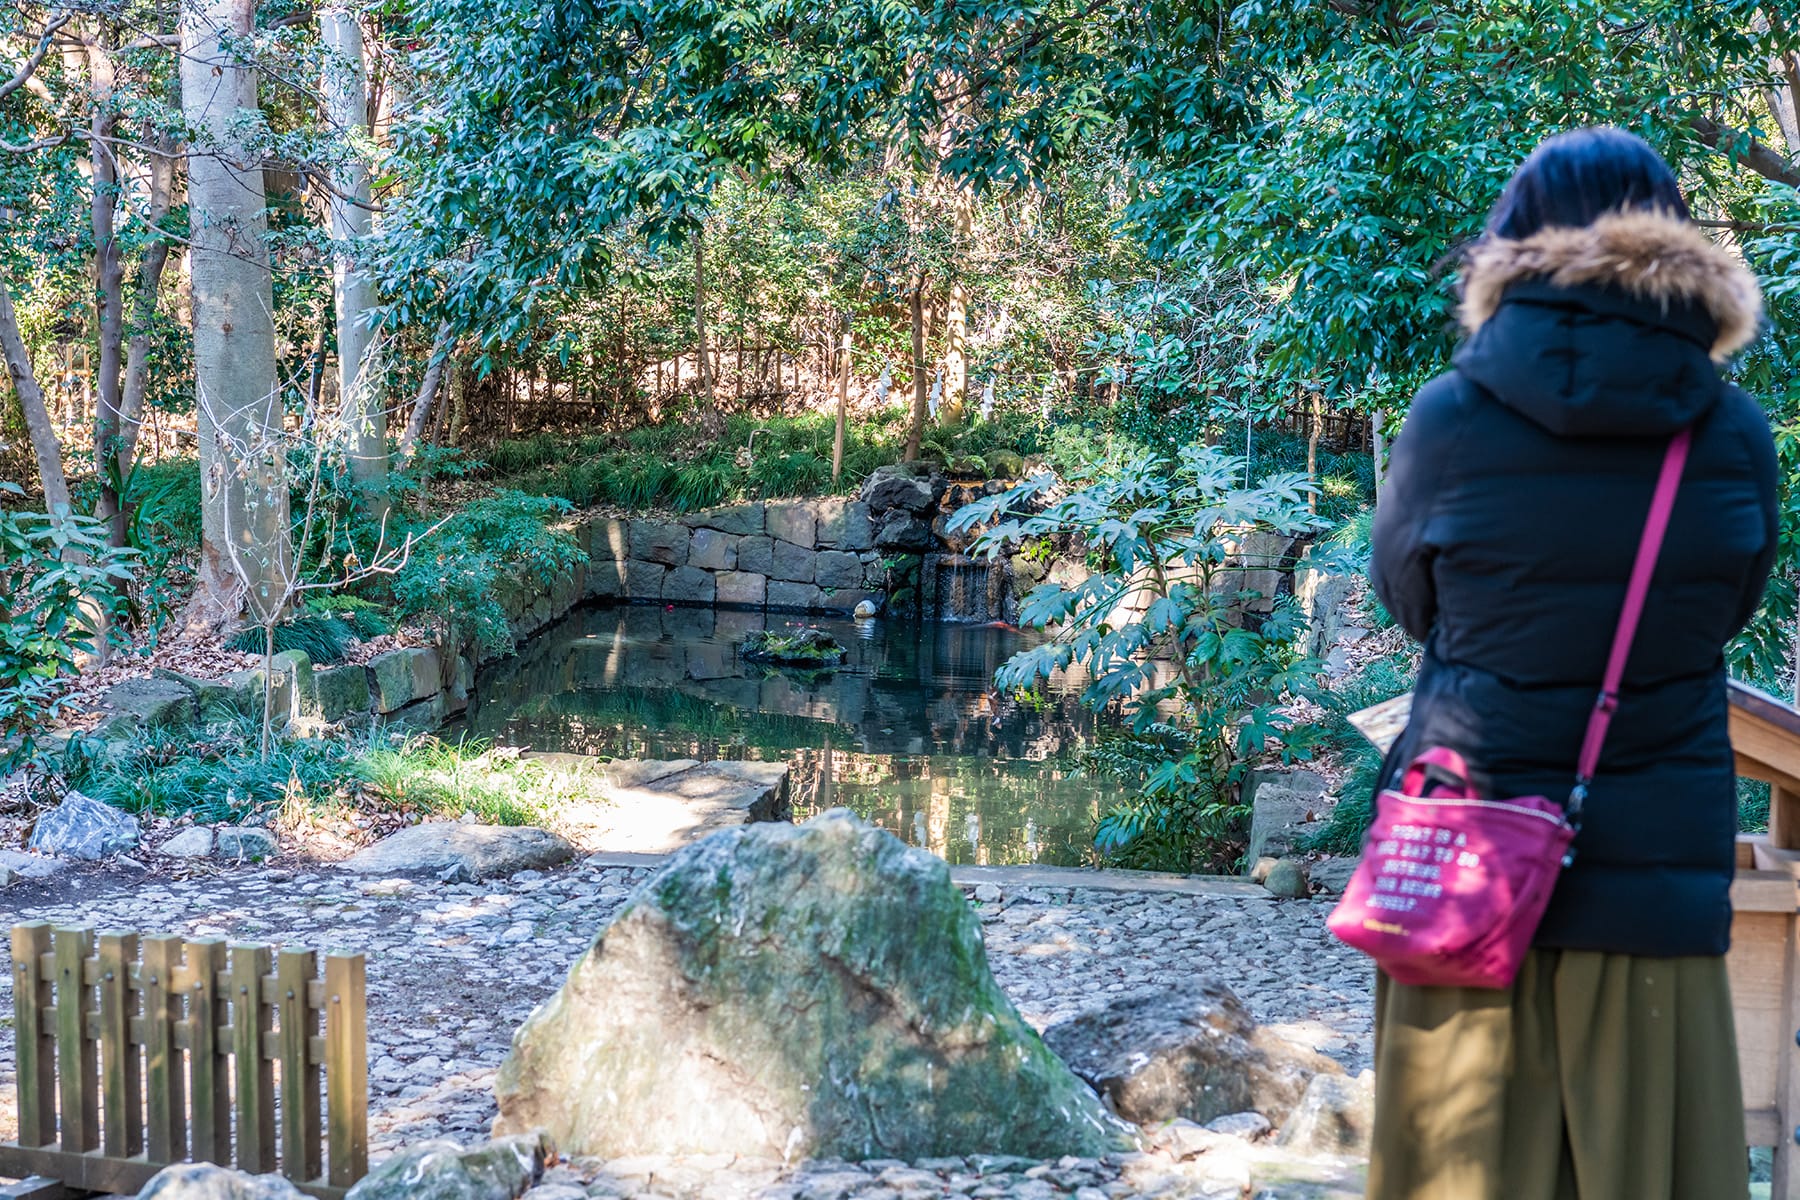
[934,554,1011,623]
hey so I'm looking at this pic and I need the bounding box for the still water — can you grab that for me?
[457,604,1130,865]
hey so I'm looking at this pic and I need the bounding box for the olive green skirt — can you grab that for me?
[1367,948,1747,1200]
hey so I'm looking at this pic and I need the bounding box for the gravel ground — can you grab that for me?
[0,858,1374,1197]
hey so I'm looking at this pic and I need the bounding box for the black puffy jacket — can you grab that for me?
[1370,210,1777,958]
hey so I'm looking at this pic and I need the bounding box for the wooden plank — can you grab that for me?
[139,935,185,1164]
[232,944,277,1173]
[1741,833,1763,870]
[11,923,57,1147]
[1732,869,1799,914]
[1734,911,1791,1112]
[1781,910,1800,1200]
[53,927,98,1153]
[1748,1105,1782,1147]
[186,939,230,1165]
[278,949,323,1182]
[1777,784,1800,854]
[96,932,142,1157]
[0,1144,348,1200]
[324,953,368,1189]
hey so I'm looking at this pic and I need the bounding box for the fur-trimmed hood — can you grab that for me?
[1458,209,1763,362]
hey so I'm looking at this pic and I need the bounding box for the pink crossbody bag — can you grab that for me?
[1327,428,1691,989]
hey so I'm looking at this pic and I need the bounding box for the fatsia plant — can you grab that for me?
[947,447,1336,870]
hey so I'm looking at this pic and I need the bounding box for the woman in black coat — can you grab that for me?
[1366,128,1777,1199]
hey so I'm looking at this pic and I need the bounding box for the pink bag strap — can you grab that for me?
[1570,429,1692,818]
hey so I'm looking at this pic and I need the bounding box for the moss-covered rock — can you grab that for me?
[738,627,846,667]
[492,810,1134,1159]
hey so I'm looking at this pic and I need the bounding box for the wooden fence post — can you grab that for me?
[325,953,368,1189]
[11,923,55,1148]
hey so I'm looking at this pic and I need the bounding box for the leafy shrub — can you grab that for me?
[392,491,586,652]
[949,446,1337,871]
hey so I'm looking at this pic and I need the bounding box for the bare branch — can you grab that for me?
[0,10,73,102]
[1689,113,1800,187]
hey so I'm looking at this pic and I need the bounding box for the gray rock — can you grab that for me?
[160,827,215,858]
[590,759,791,853]
[340,824,576,879]
[716,571,767,608]
[586,517,631,561]
[737,536,775,576]
[1264,859,1311,899]
[625,561,668,600]
[874,511,937,552]
[684,503,764,537]
[28,791,140,860]
[344,1135,547,1200]
[216,827,278,861]
[519,1188,587,1200]
[767,580,823,611]
[0,848,66,878]
[815,550,864,591]
[816,500,874,551]
[315,664,372,721]
[766,501,819,547]
[770,540,817,583]
[367,648,442,715]
[136,1163,308,1199]
[1295,559,1355,659]
[1243,770,1329,866]
[1204,1111,1272,1140]
[860,464,945,514]
[492,810,1132,1159]
[687,528,738,571]
[273,650,318,718]
[585,559,624,599]
[1040,982,1341,1128]
[629,521,690,567]
[1309,857,1359,895]
[1278,1071,1375,1156]
[662,566,716,605]
[103,676,199,731]
[385,692,449,733]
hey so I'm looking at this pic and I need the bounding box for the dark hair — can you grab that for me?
[1485,127,1690,239]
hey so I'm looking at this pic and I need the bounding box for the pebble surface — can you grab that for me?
[0,859,1373,1197]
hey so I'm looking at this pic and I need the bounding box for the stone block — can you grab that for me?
[273,650,318,719]
[737,536,775,576]
[875,510,937,552]
[683,503,764,537]
[367,647,442,715]
[688,528,739,571]
[814,550,863,590]
[587,518,630,562]
[663,566,717,605]
[315,663,371,721]
[766,501,818,547]
[716,571,767,608]
[816,499,874,551]
[216,827,278,860]
[767,580,822,611]
[103,677,198,730]
[384,691,449,732]
[860,463,945,514]
[770,540,817,583]
[625,561,668,601]
[586,559,624,599]
[629,520,690,567]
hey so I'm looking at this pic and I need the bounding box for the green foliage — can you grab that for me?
[950,446,1336,870]
[0,494,137,769]
[391,491,587,652]
[1303,651,1421,855]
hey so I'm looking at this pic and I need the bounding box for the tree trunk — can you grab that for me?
[181,0,291,627]
[446,357,467,447]
[400,323,453,457]
[831,327,852,486]
[321,5,386,511]
[694,231,714,405]
[116,133,178,499]
[942,193,972,424]
[905,275,928,462]
[1305,391,1322,513]
[1372,409,1389,505]
[0,272,69,514]
[86,30,128,544]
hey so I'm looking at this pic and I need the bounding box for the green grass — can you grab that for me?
[476,410,1045,512]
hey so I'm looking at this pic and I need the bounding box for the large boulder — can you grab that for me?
[492,810,1131,1159]
[1040,983,1343,1128]
[103,676,198,730]
[28,791,140,860]
[345,1135,547,1200]
[340,824,575,879]
[136,1164,305,1200]
[874,510,937,552]
[367,648,441,715]
[860,464,945,514]
[1243,769,1330,867]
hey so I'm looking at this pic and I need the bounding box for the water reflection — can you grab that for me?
[457,604,1125,865]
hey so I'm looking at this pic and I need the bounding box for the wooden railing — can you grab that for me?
[1,924,368,1199]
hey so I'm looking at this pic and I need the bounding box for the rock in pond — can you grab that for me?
[344,1135,547,1200]
[738,627,847,667]
[493,809,1131,1159]
[28,790,140,860]
[1040,982,1342,1127]
[340,823,575,880]
[136,1164,306,1200]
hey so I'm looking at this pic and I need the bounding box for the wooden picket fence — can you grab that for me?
[1,924,368,1199]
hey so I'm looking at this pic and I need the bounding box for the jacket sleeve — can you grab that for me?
[1725,384,1780,636]
[1370,376,1468,642]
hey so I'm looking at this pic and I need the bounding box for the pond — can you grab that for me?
[456,604,1132,865]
